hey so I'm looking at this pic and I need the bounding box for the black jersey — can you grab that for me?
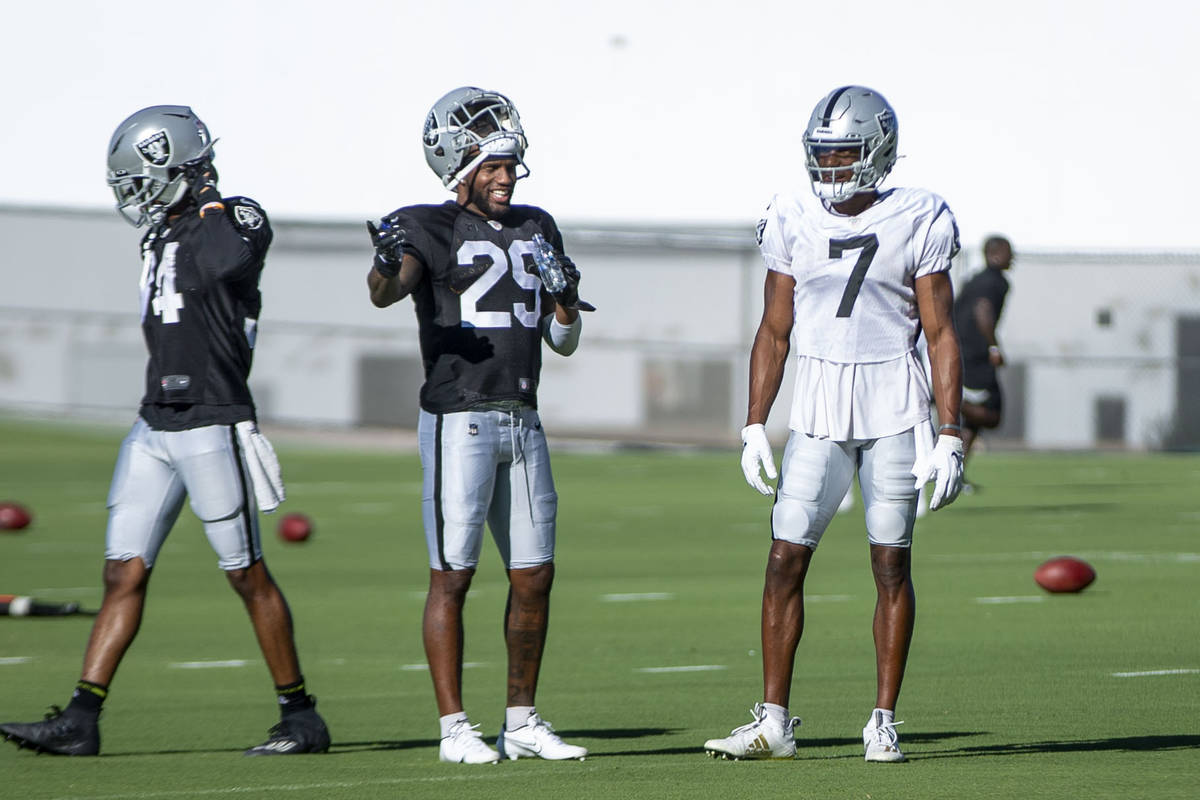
[385,201,562,413]
[137,196,272,431]
[953,267,1009,364]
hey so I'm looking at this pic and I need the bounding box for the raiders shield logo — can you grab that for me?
[234,204,264,230]
[135,130,171,166]
[423,111,439,146]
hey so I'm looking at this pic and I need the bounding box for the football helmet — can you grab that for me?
[106,105,216,227]
[423,87,528,190]
[804,86,898,204]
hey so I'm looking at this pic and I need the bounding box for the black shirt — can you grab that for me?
[953,267,1009,364]
[383,201,562,413]
[138,196,271,431]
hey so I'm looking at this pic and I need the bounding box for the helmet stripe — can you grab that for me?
[820,86,852,126]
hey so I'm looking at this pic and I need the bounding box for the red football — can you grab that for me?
[277,512,314,543]
[0,502,32,531]
[1034,556,1096,593]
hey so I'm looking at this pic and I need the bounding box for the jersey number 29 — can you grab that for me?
[456,240,542,329]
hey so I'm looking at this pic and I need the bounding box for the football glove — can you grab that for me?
[740,423,777,496]
[366,219,407,278]
[911,425,964,511]
[182,159,220,206]
[524,251,596,312]
[448,254,494,295]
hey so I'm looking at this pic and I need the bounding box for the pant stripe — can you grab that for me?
[227,426,259,566]
[433,413,450,570]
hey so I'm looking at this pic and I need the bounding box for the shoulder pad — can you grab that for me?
[223,196,268,231]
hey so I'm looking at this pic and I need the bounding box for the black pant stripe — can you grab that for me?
[228,427,259,566]
[433,413,449,570]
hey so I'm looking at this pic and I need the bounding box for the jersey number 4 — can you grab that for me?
[142,242,185,325]
[456,240,542,329]
[829,234,878,318]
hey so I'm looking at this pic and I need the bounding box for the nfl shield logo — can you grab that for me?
[135,130,171,166]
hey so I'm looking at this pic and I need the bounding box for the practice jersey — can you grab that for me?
[954,267,1009,364]
[138,196,271,431]
[757,187,959,439]
[385,201,561,413]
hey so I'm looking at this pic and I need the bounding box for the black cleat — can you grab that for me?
[244,706,330,756]
[1,705,100,756]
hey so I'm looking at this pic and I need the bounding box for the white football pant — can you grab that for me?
[418,407,557,571]
[106,417,263,570]
[772,427,919,549]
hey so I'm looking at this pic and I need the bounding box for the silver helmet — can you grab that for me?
[803,86,898,203]
[422,87,528,190]
[106,105,216,227]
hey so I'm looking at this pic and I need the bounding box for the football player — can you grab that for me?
[0,106,329,757]
[954,235,1013,481]
[366,87,592,764]
[704,86,964,763]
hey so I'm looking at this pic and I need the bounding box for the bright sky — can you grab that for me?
[2,0,1196,251]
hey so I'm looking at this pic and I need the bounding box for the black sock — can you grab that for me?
[66,680,108,715]
[276,678,314,716]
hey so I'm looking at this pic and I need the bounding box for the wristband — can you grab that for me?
[988,345,1002,354]
[938,423,962,433]
[199,201,225,218]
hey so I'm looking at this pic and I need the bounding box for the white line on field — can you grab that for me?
[0,656,32,665]
[930,551,1200,564]
[975,596,1045,604]
[400,662,486,672]
[1111,669,1200,678]
[169,659,250,669]
[807,594,853,603]
[635,665,727,673]
[29,586,97,595]
[601,592,673,602]
[48,767,568,800]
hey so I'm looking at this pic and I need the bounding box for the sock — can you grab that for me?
[761,702,790,728]
[871,708,895,727]
[275,678,315,716]
[66,680,108,715]
[505,705,535,731]
[439,711,469,738]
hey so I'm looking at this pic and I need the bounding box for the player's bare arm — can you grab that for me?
[746,270,796,425]
[916,271,963,434]
[367,253,424,308]
[971,297,1004,365]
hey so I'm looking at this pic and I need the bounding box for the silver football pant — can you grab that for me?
[772,427,919,549]
[105,417,262,570]
[418,407,557,571]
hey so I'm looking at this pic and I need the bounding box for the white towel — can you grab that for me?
[235,421,286,513]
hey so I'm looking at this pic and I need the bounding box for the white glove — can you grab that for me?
[911,424,964,511]
[740,423,777,496]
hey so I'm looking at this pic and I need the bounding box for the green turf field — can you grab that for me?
[1,418,1198,799]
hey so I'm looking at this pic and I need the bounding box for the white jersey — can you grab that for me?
[757,186,959,440]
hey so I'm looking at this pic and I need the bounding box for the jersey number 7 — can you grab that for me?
[829,234,878,318]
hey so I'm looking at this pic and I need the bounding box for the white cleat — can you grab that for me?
[439,720,500,764]
[704,703,800,760]
[497,712,588,761]
[863,710,906,763]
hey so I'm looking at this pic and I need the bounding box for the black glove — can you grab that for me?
[366,219,407,278]
[549,254,596,312]
[183,159,220,206]
[448,254,494,295]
